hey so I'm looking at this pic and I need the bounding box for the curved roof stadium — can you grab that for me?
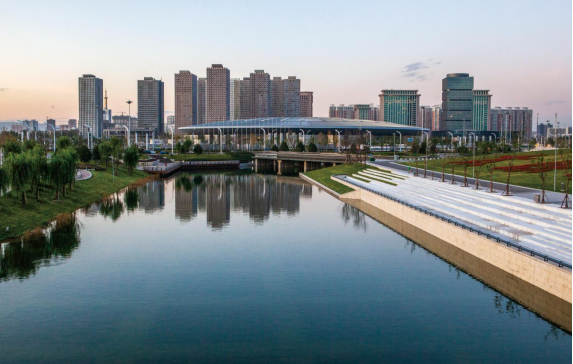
[179,117,428,136]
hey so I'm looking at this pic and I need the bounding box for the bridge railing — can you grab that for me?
[333,174,572,270]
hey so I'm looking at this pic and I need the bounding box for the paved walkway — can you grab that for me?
[371,159,568,205]
[75,169,92,181]
[345,164,572,264]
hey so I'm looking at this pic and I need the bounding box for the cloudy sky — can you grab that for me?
[0,0,571,126]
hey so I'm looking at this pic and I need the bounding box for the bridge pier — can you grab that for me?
[277,160,282,175]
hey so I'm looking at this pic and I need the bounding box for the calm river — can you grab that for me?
[0,172,570,363]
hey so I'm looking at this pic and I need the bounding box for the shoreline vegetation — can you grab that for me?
[0,167,151,241]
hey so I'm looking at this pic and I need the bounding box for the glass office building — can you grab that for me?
[379,90,420,126]
[472,90,492,131]
[441,73,474,132]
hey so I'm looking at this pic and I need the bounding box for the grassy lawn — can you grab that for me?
[401,149,572,193]
[0,167,151,241]
[303,163,369,194]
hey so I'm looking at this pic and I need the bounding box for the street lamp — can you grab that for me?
[217,127,223,154]
[422,131,429,178]
[120,125,130,147]
[490,133,497,145]
[554,114,558,191]
[46,123,56,152]
[393,133,396,159]
[19,121,29,142]
[167,125,174,154]
[86,125,93,150]
[447,132,454,153]
[469,132,476,178]
[335,129,341,152]
[260,128,266,150]
[366,130,372,147]
[396,131,402,153]
[126,100,133,146]
[300,129,306,147]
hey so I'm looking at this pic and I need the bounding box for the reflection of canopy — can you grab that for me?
[179,117,428,136]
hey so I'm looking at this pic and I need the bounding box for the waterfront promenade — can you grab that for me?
[340,164,572,265]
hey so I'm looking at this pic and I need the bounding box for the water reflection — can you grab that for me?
[172,172,313,229]
[0,214,81,281]
[341,204,367,231]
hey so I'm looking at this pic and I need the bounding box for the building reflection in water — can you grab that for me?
[174,173,312,228]
[138,179,165,214]
[0,213,81,282]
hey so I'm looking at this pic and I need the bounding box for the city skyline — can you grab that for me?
[0,0,571,127]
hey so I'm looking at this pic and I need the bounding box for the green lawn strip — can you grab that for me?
[365,169,407,180]
[357,173,397,186]
[359,171,392,180]
[350,175,371,183]
[399,149,572,193]
[302,163,369,194]
[0,168,150,241]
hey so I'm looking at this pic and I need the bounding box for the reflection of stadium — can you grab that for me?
[174,173,312,227]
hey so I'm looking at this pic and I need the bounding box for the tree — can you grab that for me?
[78,145,92,163]
[350,142,357,154]
[317,132,327,151]
[183,139,193,153]
[92,144,101,161]
[56,136,73,151]
[49,153,67,200]
[99,142,112,169]
[536,154,551,203]
[501,152,516,196]
[61,148,79,195]
[307,142,318,152]
[123,145,139,175]
[485,152,497,193]
[295,141,305,152]
[29,146,48,200]
[279,141,289,151]
[0,166,9,195]
[460,156,470,187]
[23,139,37,151]
[271,144,279,152]
[6,152,33,205]
[193,144,204,155]
[3,139,22,155]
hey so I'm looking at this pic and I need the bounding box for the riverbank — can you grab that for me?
[0,168,152,241]
[302,163,368,194]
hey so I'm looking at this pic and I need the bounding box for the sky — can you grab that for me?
[0,0,571,127]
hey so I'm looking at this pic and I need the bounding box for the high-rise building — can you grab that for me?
[250,70,271,118]
[329,104,353,119]
[270,77,284,117]
[47,119,56,129]
[379,90,420,126]
[138,77,165,135]
[23,119,39,131]
[441,73,474,132]
[78,74,103,138]
[354,104,379,121]
[300,91,313,117]
[472,90,492,131]
[419,106,433,129]
[239,77,252,119]
[284,76,301,117]
[175,71,198,134]
[431,105,442,131]
[490,107,533,141]
[537,122,551,139]
[198,78,207,124]
[67,119,77,129]
[230,78,240,120]
[206,64,230,123]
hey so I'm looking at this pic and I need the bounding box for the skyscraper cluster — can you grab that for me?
[174,65,313,134]
[327,72,533,138]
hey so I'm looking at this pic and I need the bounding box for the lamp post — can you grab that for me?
[19,121,29,142]
[396,131,402,153]
[366,130,372,147]
[217,127,223,154]
[300,129,306,147]
[554,114,558,191]
[469,132,476,178]
[260,128,266,150]
[167,125,174,154]
[490,133,497,145]
[447,132,454,153]
[86,126,93,150]
[126,100,132,146]
[335,129,341,152]
[393,133,396,159]
[422,131,429,178]
[46,123,56,152]
[120,125,130,147]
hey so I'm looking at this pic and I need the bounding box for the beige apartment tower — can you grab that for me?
[175,71,197,134]
[300,91,313,117]
[206,64,230,123]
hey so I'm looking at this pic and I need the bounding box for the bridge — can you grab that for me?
[253,152,349,174]
[141,160,241,177]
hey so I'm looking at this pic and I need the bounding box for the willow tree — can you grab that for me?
[48,153,67,200]
[0,166,9,195]
[29,146,49,200]
[6,152,33,205]
[99,141,112,169]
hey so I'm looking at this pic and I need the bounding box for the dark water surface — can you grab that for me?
[0,172,570,363]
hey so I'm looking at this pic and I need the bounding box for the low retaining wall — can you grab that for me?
[334,176,572,332]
